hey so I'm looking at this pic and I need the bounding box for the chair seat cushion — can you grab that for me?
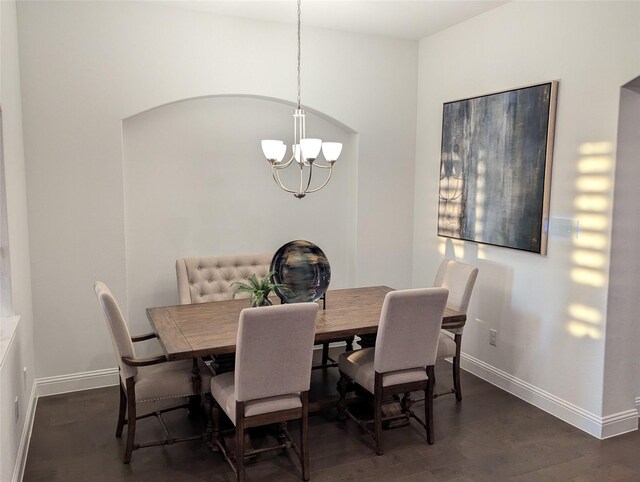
[338,348,428,394]
[437,332,457,359]
[135,358,212,403]
[210,372,302,425]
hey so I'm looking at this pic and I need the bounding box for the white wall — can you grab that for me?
[604,85,640,417]
[414,1,640,436]
[17,1,418,379]
[123,95,357,333]
[0,0,35,480]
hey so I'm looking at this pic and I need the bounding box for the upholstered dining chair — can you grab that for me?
[434,259,479,401]
[337,288,448,455]
[94,281,212,464]
[210,303,319,482]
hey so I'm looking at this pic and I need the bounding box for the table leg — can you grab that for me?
[189,358,202,418]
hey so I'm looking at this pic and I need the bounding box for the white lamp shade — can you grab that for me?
[275,143,287,163]
[321,142,342,162]
[293,144,301,163]
[262,140,285,161]
[300,138,322,161]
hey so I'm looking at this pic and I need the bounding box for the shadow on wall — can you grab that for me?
[440,238,530,364]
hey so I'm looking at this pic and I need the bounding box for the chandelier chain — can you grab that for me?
[297,0,301,108]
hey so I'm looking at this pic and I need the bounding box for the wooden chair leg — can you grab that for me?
[453,334,462,401]
[116,381,126,438]
[124,378,137,464]
[204,393,214,443]
[322,342,330,366]
[301,392,310,481]
[374,372,383,456]
[212,397,221,439]
[426,366,435,445]
[277,422,287,446]
[236,402,245,482]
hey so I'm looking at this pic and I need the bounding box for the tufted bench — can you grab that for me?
[176,253,272,305]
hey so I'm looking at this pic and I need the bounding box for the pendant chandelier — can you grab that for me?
[260,0,342,199]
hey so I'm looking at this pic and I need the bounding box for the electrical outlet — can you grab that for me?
[15,397,19,422]
[489,329,497,346]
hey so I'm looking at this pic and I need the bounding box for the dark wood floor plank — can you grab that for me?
[23,352,640,481]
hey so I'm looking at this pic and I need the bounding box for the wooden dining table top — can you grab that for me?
[147,285,466,361]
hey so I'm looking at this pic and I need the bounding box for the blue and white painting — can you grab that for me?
[437,82,556,254]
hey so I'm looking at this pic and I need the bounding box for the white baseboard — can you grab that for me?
[601,409,639,439]
[12,381,37,482]
[460,352,638,439]
[35,367,119,398]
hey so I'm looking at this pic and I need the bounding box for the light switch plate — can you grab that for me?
[548,217,580,239]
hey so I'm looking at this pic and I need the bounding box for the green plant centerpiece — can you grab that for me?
[232,271,292,307]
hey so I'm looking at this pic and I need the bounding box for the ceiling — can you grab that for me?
[157,0,509,40]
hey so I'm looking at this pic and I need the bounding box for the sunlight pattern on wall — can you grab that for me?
[567,141,613,339]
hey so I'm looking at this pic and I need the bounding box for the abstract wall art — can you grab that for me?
[437,81,558,254]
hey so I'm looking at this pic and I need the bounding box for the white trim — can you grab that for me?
[0,314,20,367]
[460,352,638,439]
[35,367,119,398]
[11,380,36,482]
[601,409,639,439]
[634,396,640,410]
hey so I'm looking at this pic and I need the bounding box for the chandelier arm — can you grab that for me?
[305,165,333,193]
[312,161,332,170]
[303,163,313,193]
[272,167,298,194]
[273,154,297,170]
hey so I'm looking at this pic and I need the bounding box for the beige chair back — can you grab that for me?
[234,303,318,402]
[434,260,478,334]
[94,281,137,381]
[374,288,448,374]
[176,253,272,304]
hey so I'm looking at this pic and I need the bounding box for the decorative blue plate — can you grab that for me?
[270,240,331,303]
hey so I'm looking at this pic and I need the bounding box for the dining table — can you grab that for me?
[146,286,467,420]
[146,285,466,411]
[147,285,465,360]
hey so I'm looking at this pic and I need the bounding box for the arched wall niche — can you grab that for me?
[127,94,357,134]
[122,94,358,328]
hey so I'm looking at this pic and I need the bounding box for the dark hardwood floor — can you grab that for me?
[24,353,640,481]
